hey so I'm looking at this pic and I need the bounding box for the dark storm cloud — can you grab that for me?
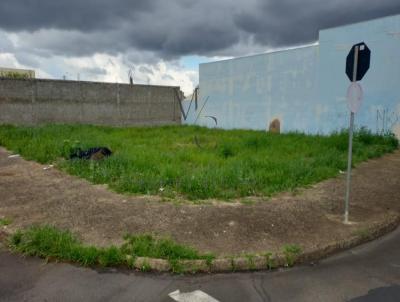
[0,0,154,31]
[235,0,400,46]
[0,0,399,59]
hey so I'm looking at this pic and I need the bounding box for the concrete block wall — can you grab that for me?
[0,78,181,126]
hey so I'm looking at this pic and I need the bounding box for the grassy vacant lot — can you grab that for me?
[0,124,397,200]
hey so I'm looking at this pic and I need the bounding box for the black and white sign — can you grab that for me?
[345,42,370,82]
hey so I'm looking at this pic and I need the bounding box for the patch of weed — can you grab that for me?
[10,225,214,273]
[204,254,214,268]
[121,234,214,263]
[229,256,236,272]
[0,217,12,226]
[282,244,302,267]
[9,225,122,266]
[219,143,235,158]
[264,252,276,270]
[125,254,136,268]
[98,246,124,266]
[245,254,256,270]
[168,259,184,274]
[352,228,371,240]
[140,260,152,272]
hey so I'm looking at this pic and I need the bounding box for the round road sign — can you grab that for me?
[346,82,363,113]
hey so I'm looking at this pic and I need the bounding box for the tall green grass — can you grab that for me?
[0,124,397,200]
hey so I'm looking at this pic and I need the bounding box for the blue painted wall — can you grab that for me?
[183,14,400,137]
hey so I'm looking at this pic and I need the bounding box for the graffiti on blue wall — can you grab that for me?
[376,108,400,134]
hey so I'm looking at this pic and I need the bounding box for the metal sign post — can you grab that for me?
[344,42,370,224]
[344,46,358,224]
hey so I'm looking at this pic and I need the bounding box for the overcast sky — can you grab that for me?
[0,0,399,94]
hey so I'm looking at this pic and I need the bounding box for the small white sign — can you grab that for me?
[346,82,363,113]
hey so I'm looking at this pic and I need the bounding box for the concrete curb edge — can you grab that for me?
[1,213,399,273]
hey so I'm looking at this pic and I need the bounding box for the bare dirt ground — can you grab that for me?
[0,147,399,257]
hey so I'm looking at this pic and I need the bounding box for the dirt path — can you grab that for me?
[0,147,399,256]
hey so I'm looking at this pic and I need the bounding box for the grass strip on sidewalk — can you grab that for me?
[10,225,214,273]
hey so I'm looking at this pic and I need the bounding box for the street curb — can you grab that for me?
[1,213,399,273]
[134,213,400,273]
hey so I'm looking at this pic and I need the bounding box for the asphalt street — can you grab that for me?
[1,227,400,302]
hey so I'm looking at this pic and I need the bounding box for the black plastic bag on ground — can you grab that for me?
[70,147,112,160]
